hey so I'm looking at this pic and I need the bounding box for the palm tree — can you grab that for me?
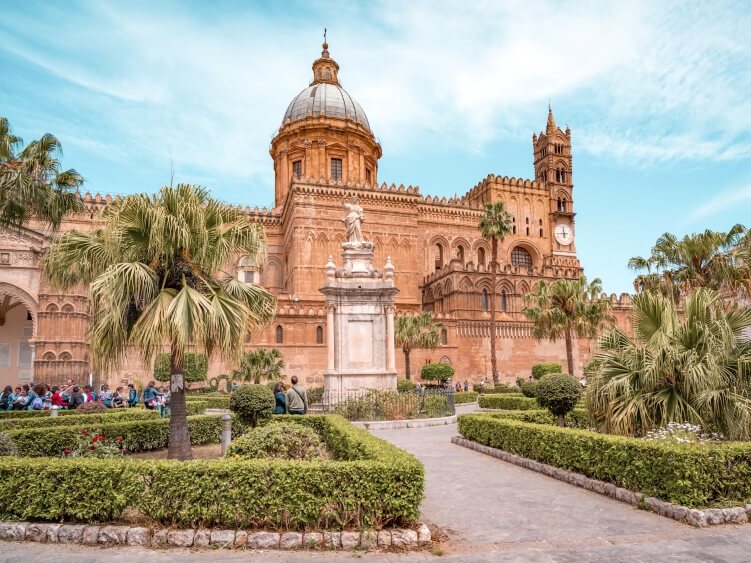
[236,348,284,384]
[0,117,84,230]
[478,202,513,385]
[586,288,751,440]
[629,225,751,298]
[395,313,443,381]
[522,276,612,376]
[43,184,275,459]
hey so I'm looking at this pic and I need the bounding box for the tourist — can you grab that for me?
[28,384,46,410]
[100,384,113,408]
[143,381,159,410]
[0,386,13,410]
[67,386,86,409]
[50,386,65,408]
[415,381,423,394]
[12,389,29,410]
[285,375,307,415]
[273,381,287,414]
[463,380,468,392]
[83,384,96,402]
[111,388,126,408]
[579,376,587,387]
[127,384,140,408]
[7,387,21,410]
[158,386,171,418]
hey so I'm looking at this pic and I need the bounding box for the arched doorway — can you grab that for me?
[0,284,38,387]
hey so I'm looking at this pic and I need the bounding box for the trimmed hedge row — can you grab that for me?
[0,410,158,432]
[0,415,424,529]
[186,396,230,409]
[184,400,208,416]
[472,385,521,395]
[455,391,478,404]
[0,409,108,418]
[487,408,589,429]
[458,414,751,508]
[6,415,229,457]
[478,395,537,410]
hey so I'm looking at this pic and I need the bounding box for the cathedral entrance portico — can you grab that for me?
[0,283,37,386]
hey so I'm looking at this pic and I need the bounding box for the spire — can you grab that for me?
[311,31,340,85]
[546,102,556,134]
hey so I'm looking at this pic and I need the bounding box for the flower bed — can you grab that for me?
[458,414,751,508]
[0,410,158,432]
[0,415,424,530]
[477,395,537,410]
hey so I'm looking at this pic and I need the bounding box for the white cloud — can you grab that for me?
[684,183,751,224]
[1,0,750,196]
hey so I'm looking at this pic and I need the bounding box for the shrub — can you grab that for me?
[0,433,16,456]
[487,408,589,429]
[397,379,416,393]
[184,400,208,416]
[531,362,562,380]
[455,391,478,404]
[185,396,229,409]
[535,373,582,426]
[230,385,274,428]
[333,390,420,421]
[0,415,424,529]
[0,410,157,432]
[457,414,751,508]
[154,352,208,382]
[76,402,107,414]
[520,380,539,398]
[307,386,325,403]
[420,363,454,383]
[62,429,126,458]
[424,396,451,418]
[478,395,537,410]
[226,422,325,460]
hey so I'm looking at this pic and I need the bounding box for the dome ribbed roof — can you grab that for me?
[282,83,371,131]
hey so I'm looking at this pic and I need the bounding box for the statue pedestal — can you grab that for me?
[319,244,399,399]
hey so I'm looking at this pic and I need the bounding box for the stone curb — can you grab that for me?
[353,416,456,430]
[451,436,751,528]
[0,522,431,550]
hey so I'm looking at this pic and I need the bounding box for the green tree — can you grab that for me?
[0,117,84,230]
[395,313,443,381]
[535,373,582,426]
[420,362,455,383]
[43,184,275,459]
[522,276,612,376]
[229,384,275,428]
[478,201,514,385]
[235,348,284,384]
[628,225,751,299]
[154,352,208,382]
[586,288,751,440]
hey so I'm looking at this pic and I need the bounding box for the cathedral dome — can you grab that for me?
[280,40,371,132]
[282,83,371,131]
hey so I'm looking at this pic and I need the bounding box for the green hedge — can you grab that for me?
[186,396,229,409]
[6,415,228,457]
[0,415,423,529]
[0,409,109,418]
[478,395,537,410]
[185,401,208,416]
[531,363,562,379]
[458,415,751,508]
[455,391,478,404]
[487,408,589,428]
[0,410,158,432]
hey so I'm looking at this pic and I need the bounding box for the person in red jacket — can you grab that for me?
[50,386,66,408]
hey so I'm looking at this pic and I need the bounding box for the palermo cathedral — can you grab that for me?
[0,41,633,389]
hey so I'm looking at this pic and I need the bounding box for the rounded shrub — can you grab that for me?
[423,395,451,417]
[225,421,325,460]
[420,363,455,383]
[535,373,583,426]
[0,432,16,456]
[397,379,417,393]
[76,402,107,414]
[520,380,539,398]
[230,384,275,428]
[531,362,562,380]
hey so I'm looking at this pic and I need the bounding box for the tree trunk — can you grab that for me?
[557,414,566,427]
[564,325,574,376]
[404,346,411,381]
[168,347,193,460]
[490,237,498,385]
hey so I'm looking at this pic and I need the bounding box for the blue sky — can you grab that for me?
[2,0,750,294]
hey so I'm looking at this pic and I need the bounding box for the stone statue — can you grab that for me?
[342,197,364,243]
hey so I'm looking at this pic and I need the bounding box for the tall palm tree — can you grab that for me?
[629,225,751,298]
[479,202,514,385]
[586,289,751,440]
[43,184,275,459]
[395,313,443,381]
[522,276,612,376]
[0,117,84,230]
[236,348,284,384]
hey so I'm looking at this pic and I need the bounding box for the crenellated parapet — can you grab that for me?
[464,174,548,207]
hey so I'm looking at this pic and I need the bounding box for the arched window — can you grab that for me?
[440,328,448,346]
[501,290,508,312]
[477,247,486,267]
[512,217,516,235]
[275,325,284,344]
[62,304,74,313]
[526,226,530,236]
[456,246,464,265]
[42,351,56,361]
[45,303,58,313]
[481,289,489,312]
[434,243,444,271]
[562,197,567,211]
[316,326,324,345]
[511,247,533,269]
[539,219,543,237]
[325,68,331,79]
[59,352,72,361]
[238,255,260,284]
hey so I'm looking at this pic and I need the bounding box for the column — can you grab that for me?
[386,305,395,371]
[327,305,335,372]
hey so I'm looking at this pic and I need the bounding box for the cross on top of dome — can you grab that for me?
[312,31,340,86]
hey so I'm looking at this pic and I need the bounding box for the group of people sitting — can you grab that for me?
[0,379,171,417]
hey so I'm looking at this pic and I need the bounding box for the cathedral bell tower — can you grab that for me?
[533,105,576,256]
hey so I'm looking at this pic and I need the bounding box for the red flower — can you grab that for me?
[80,429,89,436]
[92,435,106,443]
[63,449,73,455]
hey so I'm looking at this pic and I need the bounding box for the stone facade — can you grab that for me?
[0,41,632,389]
